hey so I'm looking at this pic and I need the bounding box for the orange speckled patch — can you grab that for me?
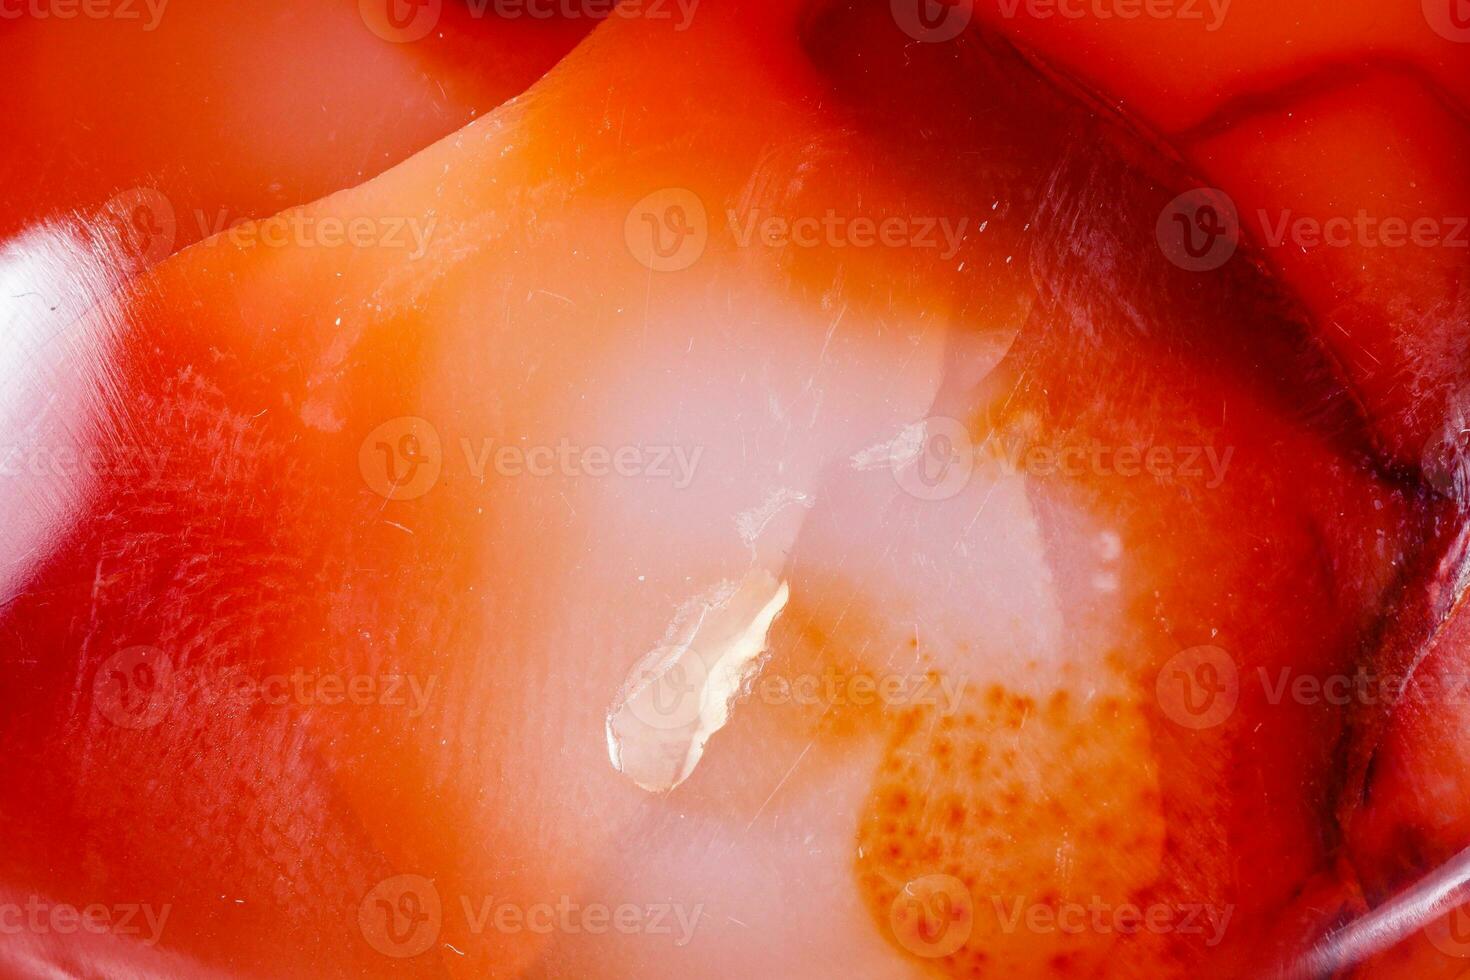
[856,679,1174,977]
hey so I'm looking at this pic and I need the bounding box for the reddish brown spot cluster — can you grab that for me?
[855,676,1173,977]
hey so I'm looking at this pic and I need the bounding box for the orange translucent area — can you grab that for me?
[1343,543,1470,908]
[968,0,1470,468]
[0,1,1465,978]
[1186,73,1470,467]
[967,0,1470,136]
[0,0,595,246]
